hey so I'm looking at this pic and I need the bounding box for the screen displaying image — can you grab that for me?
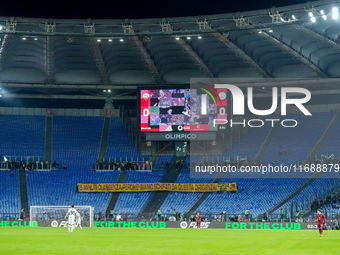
[140,88,227,132]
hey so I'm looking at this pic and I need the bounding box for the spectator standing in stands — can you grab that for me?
[325,208,328,219]
[98,211,104,221]
[157,209,161,221]
[238,215,242,222]
[10,171,14,177]
[333,219,338,230]
[245,209,249,220]
[172,209,176,218]
[165,161,169,170]
[20,208,25,220]
[280,208,284,220]
[295,211,300,220]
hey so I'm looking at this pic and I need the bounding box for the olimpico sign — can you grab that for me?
[146,132,216,141]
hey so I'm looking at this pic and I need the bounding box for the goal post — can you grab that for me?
[30,206,94,227]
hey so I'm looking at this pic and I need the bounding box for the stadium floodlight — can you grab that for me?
[269,29,273,33]
[187,36,191,40]
[332,7,339,19]
[292,15,296,20]
[198,36,202,39]
[22,37,26,40]
[311,17,316,23]
[0,94,2,97]
[320,10,325,15]
[34,38,38,40]
[120,38,124,42]
[108,39,112,42]
[97,39,101,42]
[309,12,314,17]
[175,37,180,40]
[0,26,2,31]
[108,89,111,93]
[322,15,327,20]
[103,90,106,92]
[258,31,262,34]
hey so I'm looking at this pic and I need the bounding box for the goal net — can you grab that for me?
[30,206,94,227]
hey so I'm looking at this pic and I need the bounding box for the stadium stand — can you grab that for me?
[154,155,173,170]
[27,170,120,214]
[27,116,121,214]
[261,113,335,166]
[52,116,103,165]
[272,178,340,218]
[159,171,216,215]
[106,117,143,162]
[196,178,307,218]
[218,123,272,161]
[0,115,45,157]
[317,118,340,156]
[184,155,204,169]
[0,170,21,214]
[0,112,339,220]
[113,170,165,214]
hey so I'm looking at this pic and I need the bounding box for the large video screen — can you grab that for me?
[140,89,227,132]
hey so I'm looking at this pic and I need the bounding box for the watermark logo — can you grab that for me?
[195,82,312,128]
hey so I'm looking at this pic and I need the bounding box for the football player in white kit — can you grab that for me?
[64,204,77,233]
[75,210,83,230]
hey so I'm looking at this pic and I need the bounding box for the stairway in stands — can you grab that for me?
[306,112,340,160]
[184,171,225,218]
[98,117,111,161]
[18,168,29,216]
[44,116,53,163]
[105,170,128,217]
[140,156,186,215]
[254,115,281,162]
[266,113,340,216]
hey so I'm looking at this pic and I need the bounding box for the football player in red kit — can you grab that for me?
[312,209,326,237]
[196,213,201,229]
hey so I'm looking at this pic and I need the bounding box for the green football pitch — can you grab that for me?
[0,228,339,255]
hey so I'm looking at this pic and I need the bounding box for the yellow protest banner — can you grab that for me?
[77,183,237,192]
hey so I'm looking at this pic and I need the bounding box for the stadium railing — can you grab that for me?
[0,213,21,220]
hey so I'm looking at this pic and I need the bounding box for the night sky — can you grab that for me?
[0,0,309,19]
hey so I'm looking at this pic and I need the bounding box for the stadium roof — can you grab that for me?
[1,0,340,100]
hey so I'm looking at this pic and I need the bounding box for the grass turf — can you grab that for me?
[0,228,339,255]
